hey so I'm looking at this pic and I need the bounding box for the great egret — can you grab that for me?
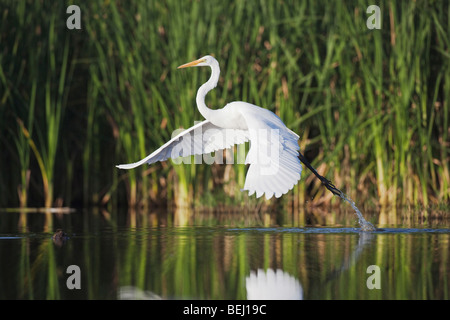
[117,55,340,200]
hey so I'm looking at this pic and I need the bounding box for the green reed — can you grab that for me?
[0,0,449,212]
[1,1,72,207]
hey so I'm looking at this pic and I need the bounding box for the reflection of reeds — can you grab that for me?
[0,1,449,212]
[1,209,448,299]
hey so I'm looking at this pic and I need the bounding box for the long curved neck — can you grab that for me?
[196,60,220,121]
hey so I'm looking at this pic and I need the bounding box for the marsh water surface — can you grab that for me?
[0,209,448,300]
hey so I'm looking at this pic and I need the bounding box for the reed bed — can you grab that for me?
[0,0,449,213]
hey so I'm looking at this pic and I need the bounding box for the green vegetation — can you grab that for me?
[1,0,449,213]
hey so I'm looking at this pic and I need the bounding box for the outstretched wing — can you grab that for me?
[236,103,302,200]
[116,120,249,169]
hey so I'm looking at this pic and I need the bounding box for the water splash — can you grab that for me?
[297,151,376,231]
[338,191,376,231]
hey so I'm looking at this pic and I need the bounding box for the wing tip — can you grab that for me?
[116,163,140,170]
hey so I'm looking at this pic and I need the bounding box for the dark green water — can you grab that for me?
[0,209,448,300]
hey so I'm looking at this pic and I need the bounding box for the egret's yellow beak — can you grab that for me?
[177,58,206,69]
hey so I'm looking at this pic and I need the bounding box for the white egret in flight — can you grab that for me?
[117,55,340,200]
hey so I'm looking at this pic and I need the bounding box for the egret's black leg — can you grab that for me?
[298,151,377,231]
[298,152,342,196]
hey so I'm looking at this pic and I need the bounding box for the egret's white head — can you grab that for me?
[177,55,217,69]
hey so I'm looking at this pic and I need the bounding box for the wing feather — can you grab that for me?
[235,103,302,199]
[116,120,249,169]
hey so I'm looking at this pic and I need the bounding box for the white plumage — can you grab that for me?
[117,55,302,200]
[246,269,303,300]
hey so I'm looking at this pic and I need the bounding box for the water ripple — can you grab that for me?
[227,227,450,234]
